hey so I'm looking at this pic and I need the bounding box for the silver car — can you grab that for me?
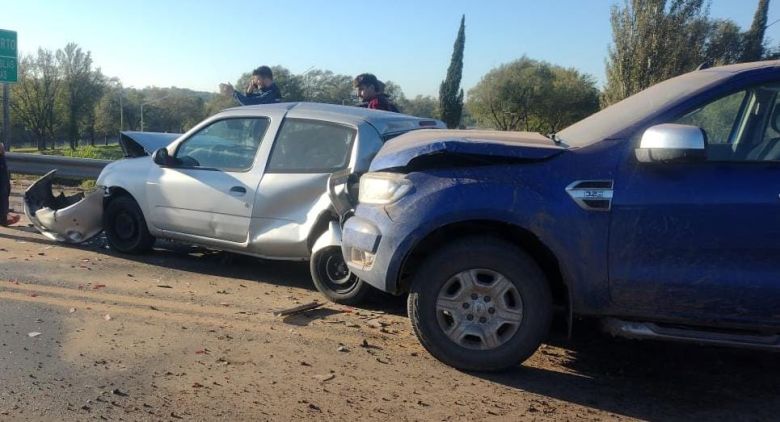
[24,102,444,303]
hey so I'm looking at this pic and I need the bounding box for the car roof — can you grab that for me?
[221,102,444,134]
[699,59,780,74]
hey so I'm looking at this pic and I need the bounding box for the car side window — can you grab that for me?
[266,119,356,173]
[175,118,269,171]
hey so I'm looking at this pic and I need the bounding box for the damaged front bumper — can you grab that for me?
[24,170,104,243]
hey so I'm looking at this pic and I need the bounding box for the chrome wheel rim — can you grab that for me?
[435,269,523,350]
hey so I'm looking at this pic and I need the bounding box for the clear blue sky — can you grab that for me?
[3,1,780,97]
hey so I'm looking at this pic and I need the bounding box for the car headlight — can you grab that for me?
[358,172,413,205]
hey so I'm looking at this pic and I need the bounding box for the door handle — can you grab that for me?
[229,186,247,196]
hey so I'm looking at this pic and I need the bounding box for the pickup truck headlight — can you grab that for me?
[358,172,413,205]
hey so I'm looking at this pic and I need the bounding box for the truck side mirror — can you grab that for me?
[635,124,707,163]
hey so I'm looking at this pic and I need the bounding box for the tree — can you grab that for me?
[602,0,709,106]
[137,87,206,133]
[302,69,353,104]
[10,49,61,150]
[94,90,119,143]
[603,0,774,106]
[439,15,465,128]
[741,0,770,62]
[466,57,599,132]
[398,95,439,119]
[703,20,745,66]
[94,78,124,143]
[56,43,104,148]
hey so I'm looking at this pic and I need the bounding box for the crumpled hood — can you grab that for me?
[369,129,566,171]
[119,131,181,157]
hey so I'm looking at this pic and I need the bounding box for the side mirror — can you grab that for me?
[635,124,707,163]
[152,148,171,166]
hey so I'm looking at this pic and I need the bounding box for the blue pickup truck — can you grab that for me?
[341,61,780,371]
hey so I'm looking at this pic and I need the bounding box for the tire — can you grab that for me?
[310,245,373,305]
[407,236,552,371]
[104,195,155,254]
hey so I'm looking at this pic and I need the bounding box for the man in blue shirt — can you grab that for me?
[220,66,282,106]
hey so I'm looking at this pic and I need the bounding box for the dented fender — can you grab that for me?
[311,221,342,256]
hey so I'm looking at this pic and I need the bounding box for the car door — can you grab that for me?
[246,118,358,257]
[608,83,780,327]
[146,117,271,244]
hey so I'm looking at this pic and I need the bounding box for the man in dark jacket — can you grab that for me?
[0,143,19,226]
[353,73,398,112]
[220,66,282,106]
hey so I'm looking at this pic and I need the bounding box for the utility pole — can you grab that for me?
[2,84,9,150]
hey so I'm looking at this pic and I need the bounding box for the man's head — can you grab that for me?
[251,66,274,89]
[353,73,383,102]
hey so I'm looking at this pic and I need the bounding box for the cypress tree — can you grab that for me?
[741,0,770,62]
[439,15,465,129]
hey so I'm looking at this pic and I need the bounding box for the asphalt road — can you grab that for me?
[1,184,779,421]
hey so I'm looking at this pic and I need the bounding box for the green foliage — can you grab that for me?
[602,0,709,106]
[57,43,104,148]
[603,0,773,106]
[139,87,207,133]
[742,0,770,62]
[466,57,600,132]
[10,49,61,150]
[439,15,466,128]
[398,95,439,119]
[39,144,125,160]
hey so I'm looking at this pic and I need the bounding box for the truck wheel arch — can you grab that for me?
[397,220,569,316]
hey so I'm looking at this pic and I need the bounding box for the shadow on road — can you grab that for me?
[478,326,780,420]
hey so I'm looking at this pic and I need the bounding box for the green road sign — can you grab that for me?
[0,29,17,83]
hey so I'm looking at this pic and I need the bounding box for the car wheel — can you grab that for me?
[408,236,552,371]
[104,195,155,254]
[310,246,372,305]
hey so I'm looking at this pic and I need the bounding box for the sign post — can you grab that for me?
[0,29,17,150]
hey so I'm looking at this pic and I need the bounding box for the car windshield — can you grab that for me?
[557,70,730,147]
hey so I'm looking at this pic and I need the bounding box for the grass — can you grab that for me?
[12,144,125,160]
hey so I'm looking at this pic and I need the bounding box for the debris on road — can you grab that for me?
[272,301,323,317]
[27,332,42,338]
[157,284,173,289]
[69,308,77,313]
[360,339,382,350]
[103,314,112,321]
[314,373,335,383]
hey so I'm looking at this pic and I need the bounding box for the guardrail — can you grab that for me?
[5,153,111,179]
